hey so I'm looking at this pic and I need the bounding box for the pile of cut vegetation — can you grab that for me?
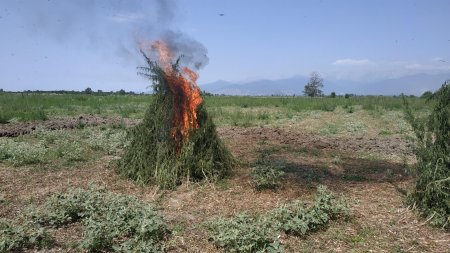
[118,41,232,189]
[404,80,450,229]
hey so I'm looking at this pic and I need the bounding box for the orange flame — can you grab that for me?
[150,40,203,147]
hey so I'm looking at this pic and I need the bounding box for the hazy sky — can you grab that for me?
[1,0,449,92]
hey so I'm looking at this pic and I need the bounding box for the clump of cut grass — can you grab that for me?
[29,185,169,252]
[0,219,53,252]
[0,139,47,166]
[85,128,128,155]
[251,151,285,190]
[56,139,86,162]
[208,185,350,252]
[118,53,233,189]
[319,123,341,135]
[344,121,367,133]
[207,213,283,253]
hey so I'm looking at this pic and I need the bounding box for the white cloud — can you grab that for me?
[327,59,450,82]
[107,12,145,23]
[431,57,444,62]
[332,58,372,65]
[406,63,450,71]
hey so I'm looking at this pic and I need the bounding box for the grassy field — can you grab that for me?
[1,94,448,252]
[0,92,428,123]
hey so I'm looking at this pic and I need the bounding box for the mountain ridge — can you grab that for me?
[199,73,450,96]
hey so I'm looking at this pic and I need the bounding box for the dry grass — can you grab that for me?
[0,111,449,252]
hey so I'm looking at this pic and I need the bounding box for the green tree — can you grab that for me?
[303,72,324,97]
[330,92,336,98]
[420,91,433,99]
[84,87,93,94]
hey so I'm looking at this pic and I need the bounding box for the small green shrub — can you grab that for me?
[0,219,53,252]
[56,140,86,162]
[207,214,283,253]
[86,129,128,155]
[251,151,285,190]
[319,103,336,112]
[0,114,9,124]
[344,121,367,133]
[0,139,47,166]
[319,123,341,135]
[269,185,350,235]
[346,105,355,113]
[251,164,285,190]
[378,129,392,136]
[29,185,169,252]
[257,112,270,120]
[208,186,349,252]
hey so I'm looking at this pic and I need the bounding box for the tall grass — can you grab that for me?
[0,93,427,123]
[203,96,427,111]
[0,93,152,122]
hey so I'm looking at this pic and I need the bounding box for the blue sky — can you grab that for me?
[1,0,449,92]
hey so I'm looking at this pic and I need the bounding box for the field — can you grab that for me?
[1,93,448,252]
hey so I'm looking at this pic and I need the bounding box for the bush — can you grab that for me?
[403,81,450,229]
[345,105,355,113]
[251,152,285,190]
[29,185,169,252]
[420,91,433,99]
[0,219,53,252]
[208,186,349,252]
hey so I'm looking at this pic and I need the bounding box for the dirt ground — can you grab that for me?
[0,125,449,252]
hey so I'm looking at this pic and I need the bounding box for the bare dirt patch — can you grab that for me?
[218,126,414,163]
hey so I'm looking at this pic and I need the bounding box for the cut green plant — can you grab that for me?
[28,185,169,252]
[208,185,350,252]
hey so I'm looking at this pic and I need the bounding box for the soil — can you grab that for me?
[0,126,448,252]
[218,126,414,163]
[0,115,139,137]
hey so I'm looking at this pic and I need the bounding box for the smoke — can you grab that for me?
[155,31,209,70]
[15,0,208,69]
[139,0,209,70]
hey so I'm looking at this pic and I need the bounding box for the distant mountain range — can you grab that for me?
[199,73,450,96]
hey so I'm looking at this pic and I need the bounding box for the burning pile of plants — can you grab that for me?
[118,41,232,189]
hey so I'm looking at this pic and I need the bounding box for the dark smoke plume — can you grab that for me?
[15,0,209,69]
[161,31,209,70]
